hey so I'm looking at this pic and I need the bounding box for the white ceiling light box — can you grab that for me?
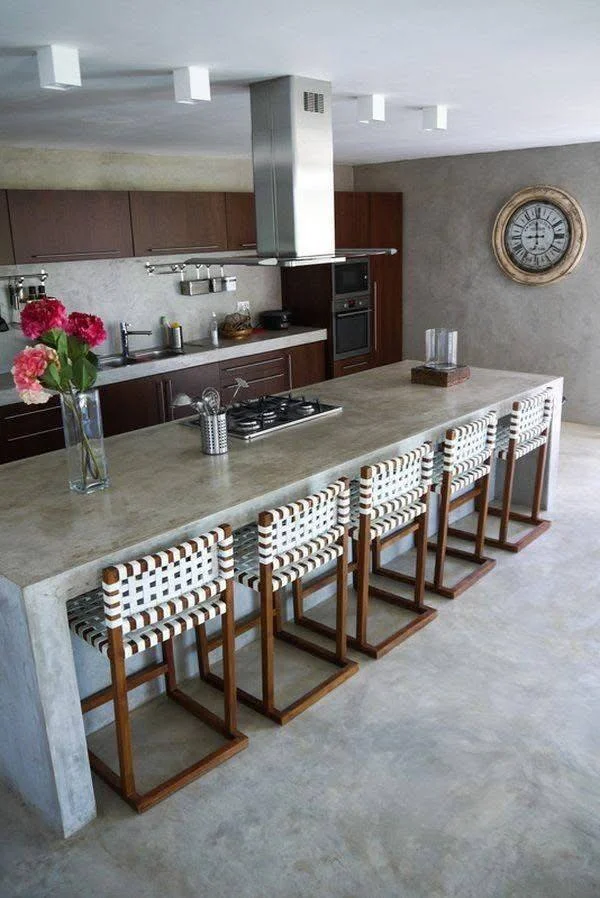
[357,94,385,124]
[422,104,448,131]
[173,66,211,104]
[36,45,81,90]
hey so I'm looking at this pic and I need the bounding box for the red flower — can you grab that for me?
[21,298,67,339]
[65,312,107,348]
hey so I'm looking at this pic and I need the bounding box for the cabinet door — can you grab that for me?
[332,352,374,379]
[163,364,221,421]
[369,193,403,367]
[7,190,133,263]
[100,376,164,437]
[225,193,257,251]
[129,191,227,256]
[0,397,64,463]
[288,342,327,389]
[0,190,14,265]
[219,350,291,403]
[334,192,370,249]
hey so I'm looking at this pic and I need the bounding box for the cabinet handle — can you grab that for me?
[224,356,286,374]
[241,243,257,248]
[157,380,167,422]
[287,353,293,390]
[5,405,60,422]
[31,250,119,258]
[147,244,220,252]
[7,426,64,442]
[373,281,378,353]
[344,360,368,372]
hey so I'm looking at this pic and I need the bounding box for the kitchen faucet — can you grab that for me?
[120,321,152,359]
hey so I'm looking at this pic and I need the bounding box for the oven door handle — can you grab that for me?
[335,309,370,318]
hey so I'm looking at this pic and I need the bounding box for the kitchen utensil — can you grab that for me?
[201,386,221,412]
[200,409,228,455]
[0,310,9,332]
[209,266,237,293]
[259,309,291,330]
[230,377,249,403]
[179,264,210,295]
[168,323,184,351]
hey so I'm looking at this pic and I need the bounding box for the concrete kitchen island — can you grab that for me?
[0,362,563,836]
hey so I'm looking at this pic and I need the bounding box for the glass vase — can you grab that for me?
[60,388,109,494]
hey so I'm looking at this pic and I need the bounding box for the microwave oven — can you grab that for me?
[333,258,370,299]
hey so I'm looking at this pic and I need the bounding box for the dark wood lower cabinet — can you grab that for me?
[0,397,64,463]
[0,343,327,464]
[164,364,220,421]
[289,342,326,389]
[100,376,165,437]
[332,353,373,379]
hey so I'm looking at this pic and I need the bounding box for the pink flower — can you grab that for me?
[11,344,59,404]
[65,312,107,348]
[21,298,67,339]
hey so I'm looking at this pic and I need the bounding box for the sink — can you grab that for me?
[98,348,183,369]
[129,348,184,362]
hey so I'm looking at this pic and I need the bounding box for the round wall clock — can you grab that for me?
[492,185,586,285]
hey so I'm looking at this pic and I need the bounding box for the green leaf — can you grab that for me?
[67,335,86,361]
[72,356,96,392]
[87,350,98,366]
[41,363,62,391]
[56,330,68,359]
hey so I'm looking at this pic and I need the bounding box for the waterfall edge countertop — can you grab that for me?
[0,325,328,406]
[0,361,562,592]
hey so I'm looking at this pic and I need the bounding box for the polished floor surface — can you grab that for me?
[1,422,599,898]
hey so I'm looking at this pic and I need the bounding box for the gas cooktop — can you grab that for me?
[186,393,342,441]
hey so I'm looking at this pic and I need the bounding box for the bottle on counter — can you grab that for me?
[169,321,183,352]
[209,312,219,347]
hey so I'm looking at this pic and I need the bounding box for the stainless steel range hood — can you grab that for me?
[186,75,396,269]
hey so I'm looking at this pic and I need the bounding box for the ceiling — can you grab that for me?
[1,0,600,165]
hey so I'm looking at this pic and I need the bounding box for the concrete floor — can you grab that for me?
[1,421,599,898]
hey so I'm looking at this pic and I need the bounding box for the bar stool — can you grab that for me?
[392,412,497,599]
[451,390,553,553]
[294,443,438,658]
[198,478,359,725]
[67,525,248,813]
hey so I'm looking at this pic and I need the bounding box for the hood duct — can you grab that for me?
[186,75,397,268]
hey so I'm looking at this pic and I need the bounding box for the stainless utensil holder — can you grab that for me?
[200,410,228,455]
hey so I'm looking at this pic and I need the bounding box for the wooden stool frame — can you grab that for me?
[199,479,359,726]
[294,446,438,658]
[450,393,553,553]
[391,415,498,599]
[73,526,248,813]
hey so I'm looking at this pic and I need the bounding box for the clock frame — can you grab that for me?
[492,185,586,285]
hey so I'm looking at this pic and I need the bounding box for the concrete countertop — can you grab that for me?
[0,361,562,590]
[0,326,327,406]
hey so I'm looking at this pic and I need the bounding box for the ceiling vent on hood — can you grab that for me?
[186,75,397,268]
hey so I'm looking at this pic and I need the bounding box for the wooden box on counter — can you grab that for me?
[411,365,471,387]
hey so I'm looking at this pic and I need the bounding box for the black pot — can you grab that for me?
[260,309,291,330]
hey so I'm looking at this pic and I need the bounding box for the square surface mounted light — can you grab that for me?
[357,94,385,124]
[37,45,81,90]
[422,105,448,131]
[174,66,211,104]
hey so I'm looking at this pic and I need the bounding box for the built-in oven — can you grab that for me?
[332,295,371,360]
[333,257,370,299]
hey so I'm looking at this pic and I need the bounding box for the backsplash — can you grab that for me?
[0,255,281,372]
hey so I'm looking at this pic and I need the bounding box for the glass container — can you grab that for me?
[60,388,109,493]
[424,328,458,370]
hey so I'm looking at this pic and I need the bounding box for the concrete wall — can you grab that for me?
[354,142,600,425]
[0,148,353,371]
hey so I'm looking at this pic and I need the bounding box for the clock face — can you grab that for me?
[492,186,586,285]
[505,201,570,272]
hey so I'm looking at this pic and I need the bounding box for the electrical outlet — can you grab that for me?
[236,301,250,314]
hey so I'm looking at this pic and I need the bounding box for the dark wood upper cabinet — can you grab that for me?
[0,190,14,265]
[7,190,133,263]
[334,192,370,249]
[225,192,257,250]
[129,191,227,257]
[369,192,403,367]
